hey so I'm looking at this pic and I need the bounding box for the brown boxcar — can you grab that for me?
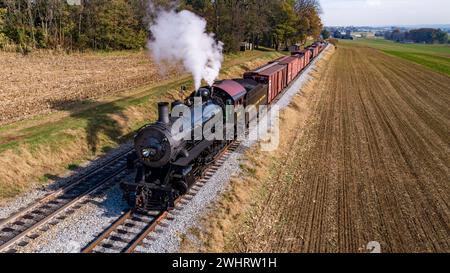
[306,46,315,59]
[293,49,311,67]
[317,42,325,52]
[277,56,302,84]
[270,56,291,84]
[270,56,297,84]
[310,45,319,58]
[298,54,305,71]
[244,62,288,104]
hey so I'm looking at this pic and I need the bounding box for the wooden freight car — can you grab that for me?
[292,49,311,68]
[307,45,320,58]
[271,56,302,84]
[243,62,288,104]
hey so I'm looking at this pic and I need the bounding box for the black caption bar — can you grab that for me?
[0,253,445,273]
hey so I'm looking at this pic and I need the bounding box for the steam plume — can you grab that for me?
[148,9,224,90]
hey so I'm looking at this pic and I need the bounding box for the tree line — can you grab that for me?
[0,0,323,53]
[384,28,448,44]
[0,0,148,52]
[180,0,323,51]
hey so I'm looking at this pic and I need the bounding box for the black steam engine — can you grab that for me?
[122,79,267,211]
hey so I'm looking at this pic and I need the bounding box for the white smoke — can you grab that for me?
[148,9,224,90]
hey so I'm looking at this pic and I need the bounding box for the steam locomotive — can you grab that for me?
[121,42,328,211]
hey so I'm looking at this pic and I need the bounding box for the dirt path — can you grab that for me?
[188,45,450,253]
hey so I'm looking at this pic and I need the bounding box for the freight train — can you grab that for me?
[121,42,328,211]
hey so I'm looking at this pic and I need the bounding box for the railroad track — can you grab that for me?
[83,141,241,253]
[0,146,134,253]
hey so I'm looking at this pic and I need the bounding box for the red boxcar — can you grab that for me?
[301,54,306,70]
[309,45,319,58]
[306,49,312,65]
[295,54,305,72]
[293,49,311,67]
[244,62,288,104]
[306,46,315,58]
[317,42,324,52]
[308,49,312,62]
[277,56,302,84]
[319,42,328,52]
[270,56,297,84]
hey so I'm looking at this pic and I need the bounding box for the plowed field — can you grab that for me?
[193,44,450,253]
[291,45,449,252]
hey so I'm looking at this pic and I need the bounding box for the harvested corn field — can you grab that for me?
[0,51,183,125]
[188,44,450,253]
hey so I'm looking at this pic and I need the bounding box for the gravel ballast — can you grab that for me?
[0,142,132,220]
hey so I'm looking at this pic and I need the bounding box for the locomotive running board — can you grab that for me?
[173,140,214,167]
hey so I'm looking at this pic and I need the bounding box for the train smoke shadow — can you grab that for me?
[48,98,129,154]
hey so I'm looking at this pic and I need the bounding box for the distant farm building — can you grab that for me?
[240,42,254,51]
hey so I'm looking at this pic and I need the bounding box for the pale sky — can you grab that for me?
[321,0,450,26]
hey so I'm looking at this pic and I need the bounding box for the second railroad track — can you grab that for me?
[0,145,134,253]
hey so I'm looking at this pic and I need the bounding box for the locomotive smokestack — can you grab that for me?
[158,102,170,124]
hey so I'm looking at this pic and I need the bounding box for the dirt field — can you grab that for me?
[184,45,450,253]
[0,51,182,125]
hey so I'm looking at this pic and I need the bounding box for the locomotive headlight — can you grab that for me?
[134,125,175,167]
[139,137,165,161]
[142,148,156,158]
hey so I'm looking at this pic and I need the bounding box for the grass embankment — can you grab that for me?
[343,38,450,76]
[0,48,285,200]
